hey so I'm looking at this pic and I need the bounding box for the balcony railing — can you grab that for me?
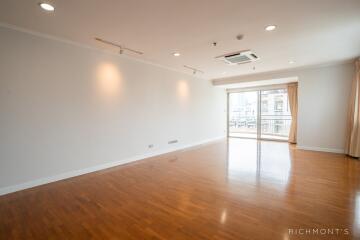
[229,115,292,137]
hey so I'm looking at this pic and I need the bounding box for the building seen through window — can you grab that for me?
[229,88,292,140]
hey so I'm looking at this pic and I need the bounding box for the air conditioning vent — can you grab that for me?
[216,50,259,65]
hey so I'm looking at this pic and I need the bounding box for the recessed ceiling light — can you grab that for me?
[173,52,180,57]
[39,3,55,12]
[222,72,227,74]
[289,60,295,64]
[265,25,276,31]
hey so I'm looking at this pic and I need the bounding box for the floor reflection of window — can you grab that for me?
[228,138,258,174]
[227,138,291,188]
[260,142,291,184]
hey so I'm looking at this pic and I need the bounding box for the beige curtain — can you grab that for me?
[345,59,360,157]
[287,83,298,144]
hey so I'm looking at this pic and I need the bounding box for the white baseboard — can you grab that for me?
[296,145,344,154]
[0,136,225,196]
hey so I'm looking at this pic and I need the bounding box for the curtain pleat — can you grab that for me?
[345,59,360,157]
[287,83,298,144]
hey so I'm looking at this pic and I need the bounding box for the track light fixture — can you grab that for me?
[184,65,204,75]
[95,37,144,55]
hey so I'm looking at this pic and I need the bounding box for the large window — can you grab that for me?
[228,91,258,139]
[228,88,292,141]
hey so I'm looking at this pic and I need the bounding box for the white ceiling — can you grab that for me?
[0,0,359,79]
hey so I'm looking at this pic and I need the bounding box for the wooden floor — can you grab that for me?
[0,138,359,240]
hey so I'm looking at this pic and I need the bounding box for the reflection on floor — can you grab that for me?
[0,138,359,239]
[228,138,291,189]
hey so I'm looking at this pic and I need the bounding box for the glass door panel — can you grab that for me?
[260,89,292,141]
[229,91,258,138]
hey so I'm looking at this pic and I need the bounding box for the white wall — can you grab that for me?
[0,26,226,194]
[214,61,355,153]
[296,63,353,153]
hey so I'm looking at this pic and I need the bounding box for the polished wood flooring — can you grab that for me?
[0,138,359,239]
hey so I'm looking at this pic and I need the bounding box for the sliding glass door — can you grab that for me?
[260,89,292,140]
[228,91,258,138]
[228,88,292,141]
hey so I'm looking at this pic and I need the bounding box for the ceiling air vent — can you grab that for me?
[216,50,259,65]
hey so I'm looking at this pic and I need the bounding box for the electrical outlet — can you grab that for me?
[168,140,178,144]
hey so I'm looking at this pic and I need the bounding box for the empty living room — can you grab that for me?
[1,0,360,239]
